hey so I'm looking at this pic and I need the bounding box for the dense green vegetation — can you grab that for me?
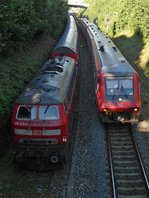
[0,0,67,55]
[84,0,149,41]
[0,0,68,146]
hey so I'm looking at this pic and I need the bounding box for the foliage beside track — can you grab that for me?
[0,0,68,145]
[0,0,67,56]
[84,0,149,41]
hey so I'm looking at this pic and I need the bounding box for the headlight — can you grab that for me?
[63,136,67,143]
[15,129,32,135]
[42,129,61,135]
[134,108,138,112]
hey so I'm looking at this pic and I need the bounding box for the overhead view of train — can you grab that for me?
[79,18,141,123]
[11,14,78,166]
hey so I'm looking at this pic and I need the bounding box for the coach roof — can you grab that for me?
[53,15,78,55]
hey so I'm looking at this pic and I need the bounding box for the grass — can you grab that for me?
[0,148,54,198]
[113,30,149,96]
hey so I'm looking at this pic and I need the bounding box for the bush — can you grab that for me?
[84,0,149,41]
[0,0,68,55]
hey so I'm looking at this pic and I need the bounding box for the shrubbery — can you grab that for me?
[0,0,68,55]
[84,0,149,41]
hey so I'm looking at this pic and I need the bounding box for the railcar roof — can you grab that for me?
[102,63,135,75]
[54,15,78,54]
[16,56,75,105]
[84,19,136,74]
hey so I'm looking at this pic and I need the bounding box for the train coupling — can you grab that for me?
[15,152,24,163]
[50,155,59,163]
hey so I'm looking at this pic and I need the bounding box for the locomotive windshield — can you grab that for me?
[106,77,133,97]
[17,105,59,120]
[39,106,59,120]
[17,105,37,120]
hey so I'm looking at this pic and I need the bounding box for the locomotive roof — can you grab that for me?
[16,56,75,105]
[86,20,136,75]
[54,15,78,54]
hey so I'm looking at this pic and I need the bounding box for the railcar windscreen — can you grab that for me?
[39,106,59,120]
[17,106,37,120]
[106,77,133,96]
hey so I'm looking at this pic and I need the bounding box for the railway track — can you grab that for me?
[106,124,149,198]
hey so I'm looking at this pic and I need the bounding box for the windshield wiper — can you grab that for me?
[120,82,128,99]
[44,105,49,114]
[112,86,119,100]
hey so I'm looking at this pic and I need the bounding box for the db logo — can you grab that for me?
[32,130,42,135]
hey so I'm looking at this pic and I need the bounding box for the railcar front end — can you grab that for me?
[12,104,68,164]
[97,72,141,123]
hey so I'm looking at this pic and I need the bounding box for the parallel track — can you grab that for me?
[106,124,149,198]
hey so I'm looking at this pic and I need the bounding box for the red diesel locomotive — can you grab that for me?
[79,18,141,123]
[11,15,78,166]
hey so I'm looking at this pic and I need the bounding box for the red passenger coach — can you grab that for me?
[11,15,78,167]
[52,14,78,63]
[79,18,141,123]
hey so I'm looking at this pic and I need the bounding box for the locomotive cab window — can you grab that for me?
[106,77,133,96]
[39,105,59,120]
[17,105,37,120]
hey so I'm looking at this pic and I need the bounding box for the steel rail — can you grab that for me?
[106,124,149,197]
[106,126,117,198]
[107,138,117,198]
[130,130,149,195]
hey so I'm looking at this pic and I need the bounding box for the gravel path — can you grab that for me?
[133,87,149,184]
[66,28,110,198]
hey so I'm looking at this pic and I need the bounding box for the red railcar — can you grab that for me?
[79,18,141,123]
[11,15,78,166]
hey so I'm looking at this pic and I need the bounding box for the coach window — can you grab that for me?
[106,79,118,96]
[39,105,59,120]
[17,105,37,120]
[120,79,133,95]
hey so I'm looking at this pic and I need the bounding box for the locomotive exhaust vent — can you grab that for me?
[42,84,55,92]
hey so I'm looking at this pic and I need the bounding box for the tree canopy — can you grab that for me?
[84,0,149,41]
[0,0,68,55]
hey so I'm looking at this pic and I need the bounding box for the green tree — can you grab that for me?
[0,0,68,55]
